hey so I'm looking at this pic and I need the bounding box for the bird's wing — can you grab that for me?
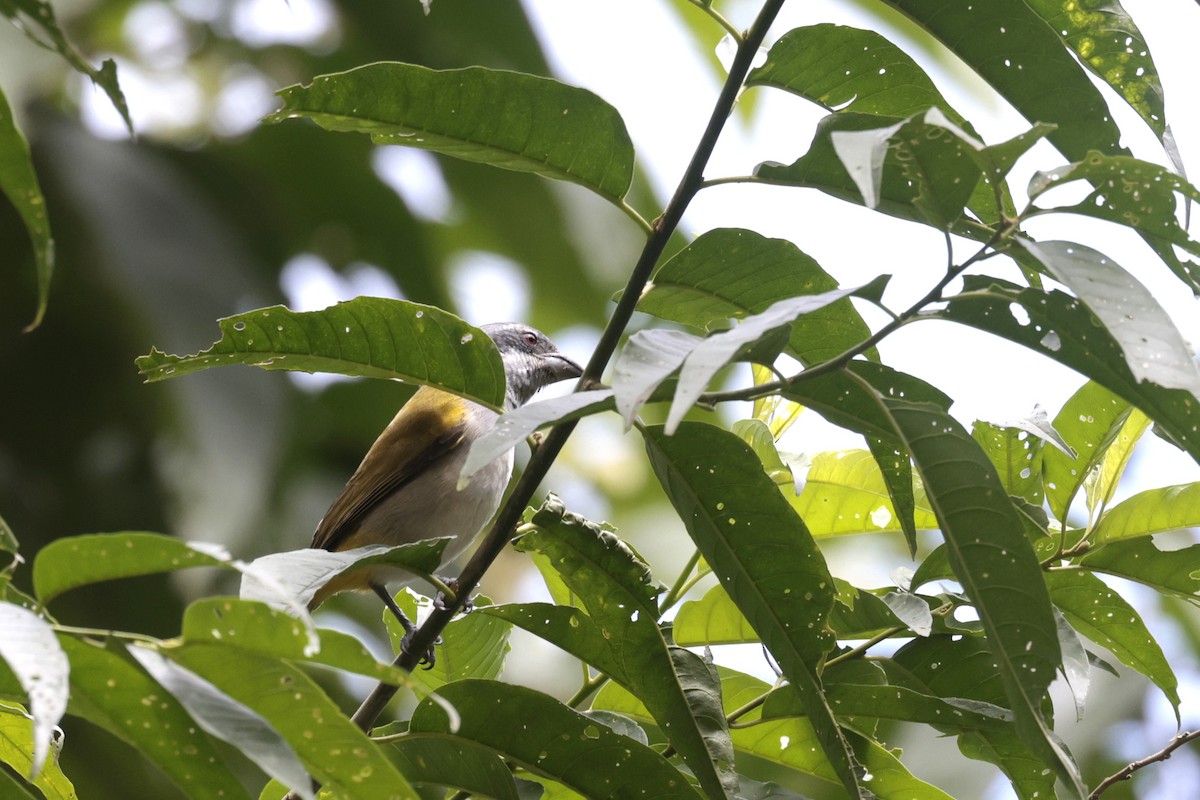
[310,387,468,552]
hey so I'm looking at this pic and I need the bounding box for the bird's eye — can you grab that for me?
[522,331,539,347]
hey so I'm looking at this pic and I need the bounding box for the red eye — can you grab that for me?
[522,332,538,346]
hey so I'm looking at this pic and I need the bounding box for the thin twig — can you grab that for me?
[340,0,790,739]
[566,671,610,709]
[684,0,743,42]
[659,549,702,614]
[1088,730,1200,799]
[824,626,907,668]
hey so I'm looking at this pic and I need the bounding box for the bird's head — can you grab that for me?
[482,323,583,409]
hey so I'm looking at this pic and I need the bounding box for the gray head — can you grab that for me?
[482,323,583,409]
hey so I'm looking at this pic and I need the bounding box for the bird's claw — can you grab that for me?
[434,577,474,614]
[399,629,442,670]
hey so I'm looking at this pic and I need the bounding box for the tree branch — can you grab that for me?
[341,0,789,738]
[1088,730,1200,799]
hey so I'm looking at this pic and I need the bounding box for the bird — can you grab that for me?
[306,322,582,664]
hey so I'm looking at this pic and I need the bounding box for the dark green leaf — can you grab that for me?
[1014,238,1200,395]
[890,638,1056,799]
[181,598,417,690]
[873,400,1079,794]
[0,86,53,332]
[136,299,507,409]
[160,642,418,799]
[0,603,68,777]
[866,435,920,556]
[385,591,510,692]
[385,733,519,800]
[1028,153,1200,289]
[746,24,969,124]
[938,278,1200,467]
[514,498,734,798]
[830,111,983,229]
[33,532,231,605]
[643,424,869,798]
[783,361,952,441]
[409,680,702,799]
[0,514,17,556]
[0,0,131,132]
[268,63,635,204]
[877,0,1121,161]
[636,228,874,364]
[1046,570,1179,716]
[594,672,955,800]
[763,682,1010,730]
[59,636,248,800]
[1020,0,1165,138]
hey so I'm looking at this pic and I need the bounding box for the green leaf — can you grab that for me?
[136,299,507,409]
[0,702,75,800]
[889,638,1056,799]
[1014,238,1200,395]
[872,400,1079,795]
[1043,381,1133,523]
[125,646,314,800]
[763,682,1011,730]
[746,24,969,124]
[642,423,869,798]
[972,420,1045,504]
[384,591,510,692]
[1029,153,1200,289]
[384,733,520,800]
[674,585,759,646]
[0,514,17,556]
[1091,483,1200,545]
[159,642,418,799]
[636,228,874,364]
[1078,538,1200,602]
[0,0,131,133]
[58,636,248,800]
[594,672,955,800]
[1083,408,1150,518]
[830,111,983,229]
[1019,1,1164,139]
[938,277,1200,468]
[180,598,417,691]
[513,498,734,798]
[1045,570,1179,716]
[33,532,232,605]
[267,63,634,204]
[790,448,938,537]
[877,0,1121,162]
[0,86,53,332]
[0,603,68,778]
[409,680,702,799]
[865,435,920,556]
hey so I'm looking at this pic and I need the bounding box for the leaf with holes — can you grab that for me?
[643,423,870,798]
[1046,570,1179,717]
[137,299,506,407]
[874,400,1079,795]
[513,497,734,798]
[790,449,938,537]
[268,63,634,204]
[972,421,1045,504]
[636,228,874,365]
[1043,381,1133,523]
[0,604,68,779]
[410,681,702,799]
[1091,483,1200,546]
[1079,538,1200,602]
[938,277,1200,468]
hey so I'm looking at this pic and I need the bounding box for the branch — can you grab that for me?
[1089,730,1200,799]
[342,0,789,736]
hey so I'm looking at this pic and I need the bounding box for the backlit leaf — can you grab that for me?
[0,86,53,332]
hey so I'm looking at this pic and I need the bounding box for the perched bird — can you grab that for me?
[307,322,582,662]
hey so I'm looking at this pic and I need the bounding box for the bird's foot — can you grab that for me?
[434,576,474,615]
[399,629,440,670]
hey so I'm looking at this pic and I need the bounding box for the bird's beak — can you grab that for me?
[546,352,583,383]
